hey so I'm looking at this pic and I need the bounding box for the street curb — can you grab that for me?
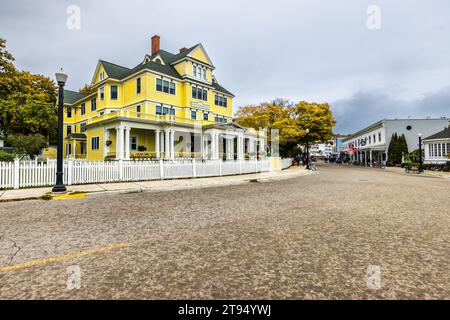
[0,167,313,202]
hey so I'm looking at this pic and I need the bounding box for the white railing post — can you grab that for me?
[219,159,222,176]
[239,159,242,175]
[119,159,124,180]
[13,158,20,189]
[67,159,73,186]
[192,158,197,178]
[159,159,164,180]
[255,159,258,173]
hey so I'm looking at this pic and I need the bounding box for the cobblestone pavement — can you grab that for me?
[0,165,449,299]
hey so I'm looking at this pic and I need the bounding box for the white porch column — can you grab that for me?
[104,129,110,159]
[170,130,175,160]
[370,149,373,166]
[124,126,131,160]
[155,129,160,159]
[226,138,233,160]
[116,127,124,160]
[237,135,244,160]
[248,137,254,159]
[260,137,265,156]
[211,132,219,160]
[164,129,170,160]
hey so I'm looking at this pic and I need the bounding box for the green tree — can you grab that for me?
[388,133,408,165]
[6,134,48,159]
[235,99,336,156]
[0,38,57,142]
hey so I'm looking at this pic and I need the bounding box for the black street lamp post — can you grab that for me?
[418,133,423,173]
[305,129,310,170]
[52,68,68,193]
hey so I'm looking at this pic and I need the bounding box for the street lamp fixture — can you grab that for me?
[52,68,68,193]
[418,133,423,173]
[305,129,310,170]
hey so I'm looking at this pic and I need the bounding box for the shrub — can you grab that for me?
[137,145,147,152]
[443,161,450,172]
[0,150,15,162]
[6,134,48,159]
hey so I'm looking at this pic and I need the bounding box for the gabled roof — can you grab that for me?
[63,90,88,104]
[423,127,450,140]
[99,60,131,79]
[170,43,214,67]
[213,82,234,97]
[126,59,183,80]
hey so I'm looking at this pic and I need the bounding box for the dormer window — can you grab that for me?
[193,63,207,81]
[99,71,105,81]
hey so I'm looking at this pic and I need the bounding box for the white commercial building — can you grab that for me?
[342,118,450,165]
[423,127,450,165]
[310,140,334,158]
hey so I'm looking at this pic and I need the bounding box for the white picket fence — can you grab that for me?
[0,158,292,190]
[281,158,294,170]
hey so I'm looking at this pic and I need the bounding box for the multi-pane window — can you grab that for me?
[131,136,137,151]
[66,125,72,135]
[80,122,86,133]
[136,105,141,113]
[373,134,376,143]
[378,132,381,142]
[91,137,100,150]
[99,71,105,81]
[156,78,175,95]
[191,110,197,120]
[80,103,86,115]
[203,112,209,121]
[136,78,141,94]
[66,106,72,118]
[215,116,227,123]
[99,87,104,100]
[214,94,227,107]
[91,98,97,111]
[110,85,118,100]
[156,105,175,116]
[193,64,207,80]
[192,86,207,101]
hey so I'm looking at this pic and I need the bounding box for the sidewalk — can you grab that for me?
[384,166,450,179]
[0,166,312,202]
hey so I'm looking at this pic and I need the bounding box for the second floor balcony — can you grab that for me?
[86,109,224,128]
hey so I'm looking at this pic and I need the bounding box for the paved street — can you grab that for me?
[0,165,449,299]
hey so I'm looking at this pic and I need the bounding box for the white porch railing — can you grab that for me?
[0,159,275,190]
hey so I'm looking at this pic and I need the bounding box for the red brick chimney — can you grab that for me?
[151,35,160,54]
[179,47,188,53]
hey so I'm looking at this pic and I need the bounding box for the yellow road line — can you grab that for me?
[0,242,130,273]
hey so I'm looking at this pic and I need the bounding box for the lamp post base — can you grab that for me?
[52,184,67,193]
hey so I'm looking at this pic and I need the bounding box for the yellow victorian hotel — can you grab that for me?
[63,35,266,161]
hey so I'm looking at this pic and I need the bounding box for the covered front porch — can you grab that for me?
[102,122,266,161]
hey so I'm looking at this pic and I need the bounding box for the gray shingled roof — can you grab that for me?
[424,126,450,140]
[99,60,131,79]
[65,45,233,103]
[63,90,88,104]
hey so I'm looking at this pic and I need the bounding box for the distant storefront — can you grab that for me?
[342,118,450,165]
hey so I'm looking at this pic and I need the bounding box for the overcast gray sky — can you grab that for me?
[1,0,449,133]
